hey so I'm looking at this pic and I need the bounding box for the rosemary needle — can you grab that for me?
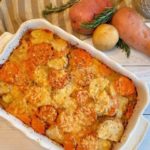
[42,0,79,17]
[81,7,116,29]
[116,39,131,58]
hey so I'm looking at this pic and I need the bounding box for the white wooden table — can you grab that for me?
[0,38,149,150]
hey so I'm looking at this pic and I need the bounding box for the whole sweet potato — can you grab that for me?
[69,0,112,35]
[112,7,150,56]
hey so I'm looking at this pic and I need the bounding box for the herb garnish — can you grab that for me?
[42,0,79,17]
[81,7,116,29]
[116,39,131,58]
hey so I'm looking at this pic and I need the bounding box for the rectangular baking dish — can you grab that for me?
[0,19,149,150]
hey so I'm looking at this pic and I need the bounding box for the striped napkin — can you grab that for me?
[0,0,88,40]
[0,0,135,39]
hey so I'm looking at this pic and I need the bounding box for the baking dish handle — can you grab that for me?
[135,116,149,149]
[0,32,14,54]
[122,116,149,150]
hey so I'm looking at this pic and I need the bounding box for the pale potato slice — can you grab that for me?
[31,29,53,44]
[95,91,111,115]
[51,38,68,52]
[97,119,124,142]
[77,135,111,150]
[46,126,64,144]
[116,96,128,118]
[47,56,68,70]
[0,81,11,95]
[33,66,48,86]
[52,82,76,110]
[2,94,13,104]
[58,110,82,134]
[62,97,77,111]
[25,86,52,107]
[9,40,28,62]
[89,77,109,100]
[76,102,96,126]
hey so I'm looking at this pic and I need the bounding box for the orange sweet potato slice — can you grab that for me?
[31,116,46,134]
[114,76,136,96]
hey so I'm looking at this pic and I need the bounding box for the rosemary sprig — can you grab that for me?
[81,7,116,29]
[116,39,131,58]
[42,0,79,17]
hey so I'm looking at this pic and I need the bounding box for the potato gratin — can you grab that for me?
[0,29,137,150]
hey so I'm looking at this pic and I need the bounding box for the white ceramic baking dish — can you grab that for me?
[0,19,149,150]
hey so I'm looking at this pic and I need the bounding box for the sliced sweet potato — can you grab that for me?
[31,116,46,134]
[114,76,136,96]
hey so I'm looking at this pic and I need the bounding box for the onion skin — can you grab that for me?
[69,0,112,35]
[112,7,150,56]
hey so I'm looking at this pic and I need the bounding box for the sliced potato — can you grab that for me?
[116,96,128,118]
[31,29,53,44]
[25,86,52,107]
[51,38,68,52]
[47,56,68,70]
[97,119,124,142]
[0,81,11,95]
[46,126,64,144]
[33,66,48,87]
[94,91,112,116]
[77,135,111,150]
[2,94,13,104]
[89,77,109,100]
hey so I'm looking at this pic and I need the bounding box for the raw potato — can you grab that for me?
[92,24,119,51]
[69,0,112,35]
[112,7,150,56]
